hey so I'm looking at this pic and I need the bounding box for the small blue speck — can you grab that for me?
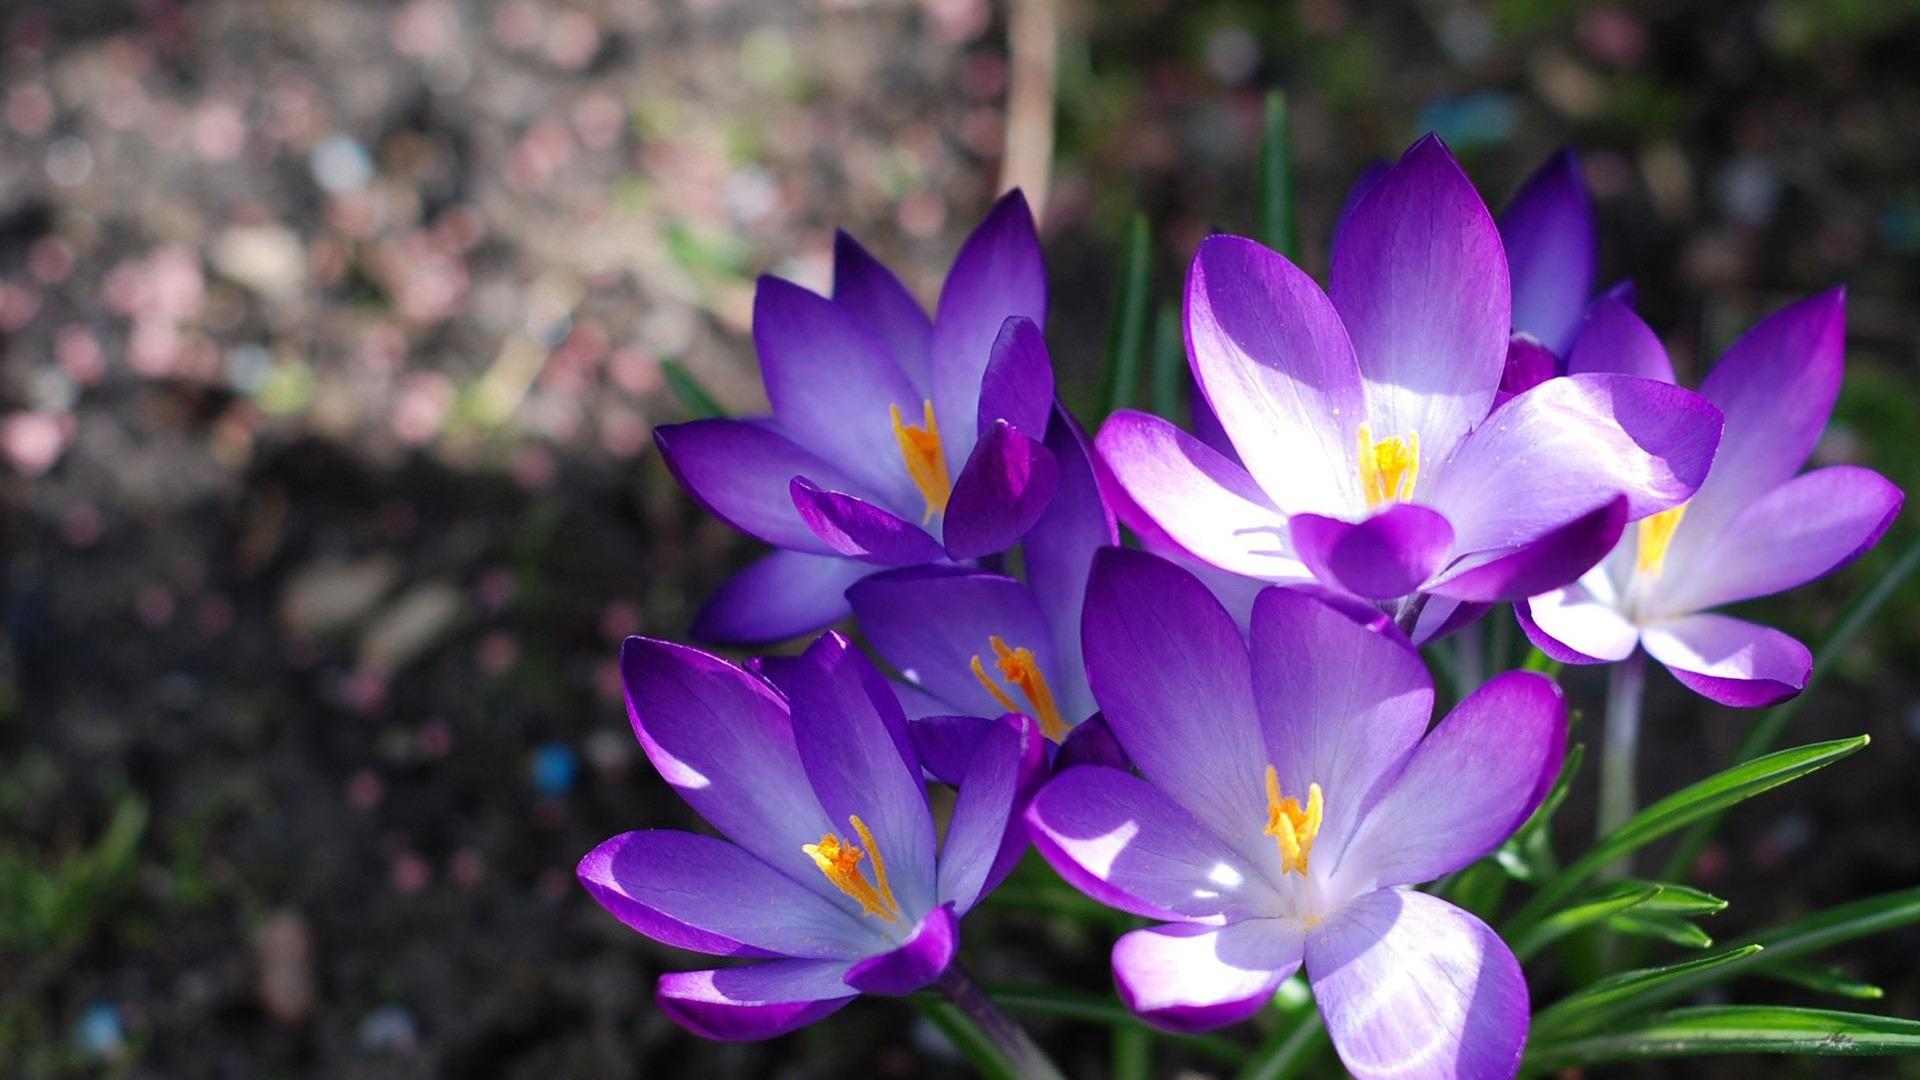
[76,1003,124,1058]
[532,742,580,797]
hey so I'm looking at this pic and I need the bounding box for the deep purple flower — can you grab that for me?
[655,193,1058,644]
[847,408,1111,759]
[1097,135,1724,625]
[1026,550,1566,1078]
[1499,148,1597,360]
[1519,292,1903,706]
[579,632,1041,1040]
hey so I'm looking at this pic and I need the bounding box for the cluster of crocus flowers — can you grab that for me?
[585,129,1901,1076]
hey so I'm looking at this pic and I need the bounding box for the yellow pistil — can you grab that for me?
[970,636,1068,743]
[802,814,902,922]
[1356,422,1421,508]
[1635,502,1688,578]
[890,400,951,524]
[1263,766,1324,876]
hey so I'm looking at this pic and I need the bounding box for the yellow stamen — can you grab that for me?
[970,636,1068,743]
[1356,422,1421,508]
[802,814,902,922]
[1635,502,1688,578]
[1263,766,1324,876]
[890,400,951,524]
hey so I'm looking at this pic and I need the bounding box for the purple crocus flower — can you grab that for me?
[1519,291,1903,706]
[1026,549,1566,1078]
[655,193,1058,644]
[848,405,1112,759]
[578,631,1040,1040]
[1500,148,1596,360]
[1097,135,1724,628]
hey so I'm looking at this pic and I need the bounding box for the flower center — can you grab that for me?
[1635,502,1688,578]
[802,814,902,922]
[971,636,1067,742]
[1356,423,1420,509]
[1263,766,1324,877]
[890,400,951,524]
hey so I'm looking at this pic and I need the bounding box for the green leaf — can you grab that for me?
[1605,911,1714,950]
[1148,302,1184,420]
[1526,1006,1920,1070]
[983,985,1246,1066]
[1505,737,1868,938]
[1256,90,1299,257]
[912,997,1026,1080]
[1520,645,1563,678]
[1533,946,1764,1038]
[1762,961,1885,1002]
[660,359,726,419]
[1664,528,1920,881]
[1622,880,1728,916]
[1237,1009,1328,1080]
[1510,882,1659,961]
[1101,214,1154,415]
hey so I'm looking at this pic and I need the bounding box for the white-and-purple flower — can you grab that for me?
[655,193,1058,643]
[1097,136,1724,629]
[1519,291,1903,706]
[1025,549,1566,1077]
[579,632,1041,1040]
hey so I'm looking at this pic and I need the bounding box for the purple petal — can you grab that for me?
[1290,504,1455,600]
[1307,890,1527,1080]
[931,191,1047,476]
[1500,147,1595,355]
[1332,161,1390,255]
[1662,466,1902,615]
[938,716,1046,912]
[943,420,1060,560]
[1642,614,1811,708]
[1668,290,1846,567]
[692,549,871,644]
[1517,580,1640,665]
[1331,135,1511,464]
[622,638,832,882]
[1249,587,1434,859]
[1186,234,1367,513]
[656,959,857,1042]
[848,566,1061,722]
[1497,333,1559,403]
[1342,672,1566,889]
[1410,596,1493,647]
[755,275,925,510]
[1566,296,1674,383]
[1113,920,1305,1034]
[1189,372,1240,461]
[656,419,868,554]
[977,316,1054,437]
[1081,549,1271,846]
[790,477,945,565]
[1095,410,1303,580]
[1055,712,1130,773]
[785,633,939,916]
[1024,408,1118,722]
[578,830,879,959]
[1426,374,1723,558]
[833,229,933,394]
[1429,495,1628,602]
[1026,765,1270,922]
[844,904,958,995]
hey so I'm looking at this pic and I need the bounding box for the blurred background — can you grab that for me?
[3,0,1917,1076]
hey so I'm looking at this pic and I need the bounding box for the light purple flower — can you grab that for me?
[1026,549,1565,1079]
[847,408,1115,768]
[656,193,1057,644]
[579,632,1041,1041]
[1097,135,1724,626]
[1519,291,1903,706]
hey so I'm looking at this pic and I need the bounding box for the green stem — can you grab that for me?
[1237,1010,1328,1080]
[1452,621,1485,697]
[1596,651,1646,881]
[923,964,1068,1080]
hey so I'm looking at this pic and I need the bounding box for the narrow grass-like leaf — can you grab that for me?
[1533,946,1764,1038]
[1101,214,1153,415]
[1511,882,1658,961]
[1256,90,1299,257]
[1526,1006,1920,1071]
[1605,911,1713,950]
[1505,737,1868,938]
[1148,302,1184,420]
[1761,961,1885,1002]
[983,985,1246,1066]
[661,359,725,419]
[913,997,1025,1080]
[1623,881,1727,916]
[1237,1009,1329,1080]
[1664,529,1920,881]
